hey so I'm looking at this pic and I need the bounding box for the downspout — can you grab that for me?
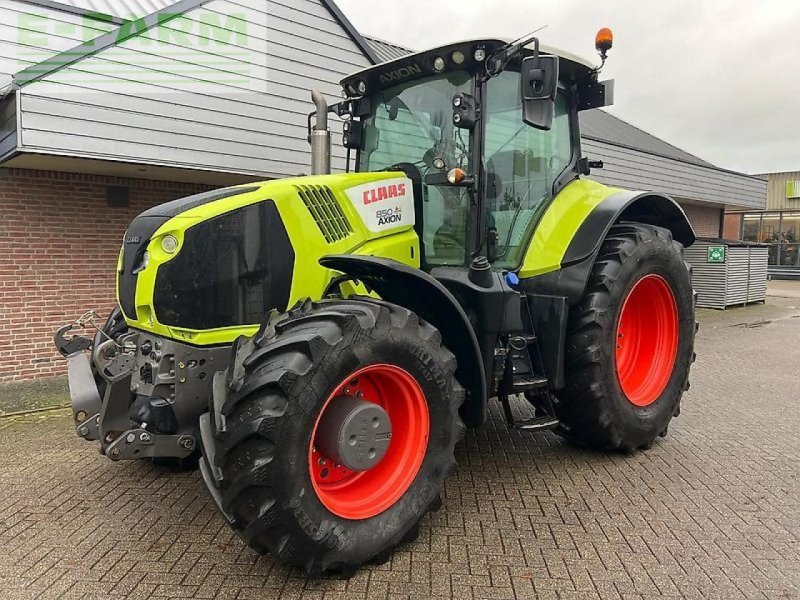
[310,90,331,175]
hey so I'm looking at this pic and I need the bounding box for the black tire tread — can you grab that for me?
[553,222,696,452]
[204,297,464,575]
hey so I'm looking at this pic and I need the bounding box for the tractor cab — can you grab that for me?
[333,37,615,271]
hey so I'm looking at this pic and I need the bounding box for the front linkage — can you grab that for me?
[54,309,225,462]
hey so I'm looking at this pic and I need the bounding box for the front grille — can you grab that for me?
[296,185,353,244]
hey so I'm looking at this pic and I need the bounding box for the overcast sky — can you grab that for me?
[337,0,799,175]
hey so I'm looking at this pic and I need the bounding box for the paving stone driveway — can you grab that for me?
[1,298,798,600]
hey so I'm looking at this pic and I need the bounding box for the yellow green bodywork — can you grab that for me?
[518,178,620,279]
[119,171,619,347]
[119,171,418,346]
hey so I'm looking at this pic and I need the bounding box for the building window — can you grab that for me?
[742,214,761,242]
[760,215,781,243]
[779,212,800,267]
[739,211,800,268]
[782,212,800,242]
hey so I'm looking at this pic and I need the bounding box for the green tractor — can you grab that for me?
[54,30,696,574]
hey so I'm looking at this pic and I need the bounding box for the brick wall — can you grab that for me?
[0,169,211,383]
[682,203,723,238]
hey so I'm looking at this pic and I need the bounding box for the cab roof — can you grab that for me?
[341,38,600,97]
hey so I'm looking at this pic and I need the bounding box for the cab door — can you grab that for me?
[482,71,575,270]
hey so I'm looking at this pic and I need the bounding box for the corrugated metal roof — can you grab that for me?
[364,36,718,169]
[579,109,713,168]
[364,36,413,63]
[28,0,180,19]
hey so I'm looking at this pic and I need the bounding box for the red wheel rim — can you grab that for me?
[615,274,679,407]
[309,364,429,520]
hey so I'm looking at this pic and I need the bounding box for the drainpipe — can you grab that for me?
[310,90,331,175]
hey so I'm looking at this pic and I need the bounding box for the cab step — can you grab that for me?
[510,376,548,394]
[513,415,560,432]
[499,393,560,432]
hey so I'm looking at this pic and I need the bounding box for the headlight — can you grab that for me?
[161,235,178,254]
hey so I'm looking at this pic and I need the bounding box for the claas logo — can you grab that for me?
[363,183,407,205]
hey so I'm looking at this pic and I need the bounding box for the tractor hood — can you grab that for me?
[117,172,420,346]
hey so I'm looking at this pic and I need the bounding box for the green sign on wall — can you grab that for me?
[707,246,726,263]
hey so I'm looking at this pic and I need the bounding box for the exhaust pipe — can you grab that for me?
[310,90,331,175]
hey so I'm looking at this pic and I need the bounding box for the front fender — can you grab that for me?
[562,190,695,265]
[521,189,696,305]
[319,255,487,428]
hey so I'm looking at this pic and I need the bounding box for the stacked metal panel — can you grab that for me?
[726,247,750,305]
[685,242,727,309]
[747,246,769,303]
[685,238,769,309]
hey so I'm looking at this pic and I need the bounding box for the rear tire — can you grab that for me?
[200,298,464,575]
[553,223,695,451]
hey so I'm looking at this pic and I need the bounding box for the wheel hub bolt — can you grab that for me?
[126,433,136,443]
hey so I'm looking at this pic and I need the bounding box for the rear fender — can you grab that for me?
[521,191,696,305]
[319,255,487,428]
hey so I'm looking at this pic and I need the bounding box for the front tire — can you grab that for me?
[200,298,464,575]
[554,223,696,451]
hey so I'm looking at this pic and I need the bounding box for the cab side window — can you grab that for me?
[484,70,572,268]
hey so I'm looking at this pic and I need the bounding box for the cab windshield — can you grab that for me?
[358,71,472,174]
[358,71,474,267]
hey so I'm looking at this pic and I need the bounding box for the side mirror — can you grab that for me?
[520,54,559,130]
